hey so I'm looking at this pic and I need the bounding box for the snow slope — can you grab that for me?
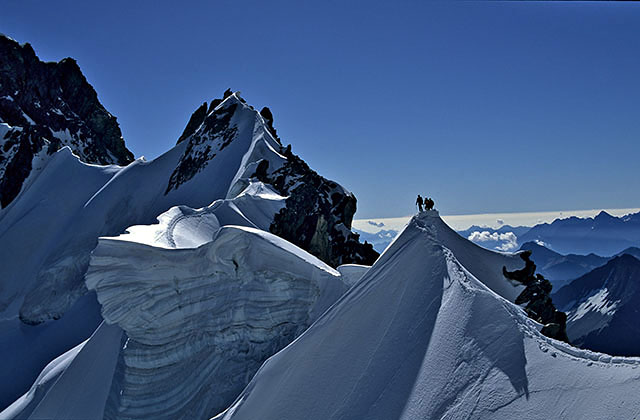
[401,210,526,301]
[1,322,123,420]
[216,211,640,420]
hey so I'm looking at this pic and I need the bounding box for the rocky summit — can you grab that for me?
[0,35,133,208]
[178,92,379,268]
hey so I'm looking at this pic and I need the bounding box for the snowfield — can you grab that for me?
[215,212,640,420]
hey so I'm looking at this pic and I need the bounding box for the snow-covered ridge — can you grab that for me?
[216,212,640,420]
[1,191,360,419]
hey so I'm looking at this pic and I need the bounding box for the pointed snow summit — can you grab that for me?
[216,211,640,420]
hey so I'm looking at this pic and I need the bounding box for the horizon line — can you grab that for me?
[354,207,640,233]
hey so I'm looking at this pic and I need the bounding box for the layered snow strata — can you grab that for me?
[216,212,640,420]
[83,224,348,419]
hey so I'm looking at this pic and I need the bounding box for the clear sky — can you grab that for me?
[2,1,639,219]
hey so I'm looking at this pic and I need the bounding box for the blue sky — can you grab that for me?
[2,1,639,219]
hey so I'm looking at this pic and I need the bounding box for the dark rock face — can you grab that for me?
[259,107,281,144]
[166,100,238,194]
[0,35,133,207]
[503,250,569,342]
[176,101,207,144]
[254,122,378,268]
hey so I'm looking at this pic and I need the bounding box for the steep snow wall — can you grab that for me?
[216,212,640,420]
[0,94,282,408]
[2,222,350,420]
[82,225,348,420]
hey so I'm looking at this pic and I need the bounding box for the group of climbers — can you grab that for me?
[416,195,434,212]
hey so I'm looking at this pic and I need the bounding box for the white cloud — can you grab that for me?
[497,239,518,252]
[368,221,385,228]
[467,231,518,252]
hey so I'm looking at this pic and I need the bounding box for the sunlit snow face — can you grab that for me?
[568,288,620,322]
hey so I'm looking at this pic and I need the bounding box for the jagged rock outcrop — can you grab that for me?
[0,35,133,207]
[251,111,378,267]
[259,106,281,144]
[503,250,569,342]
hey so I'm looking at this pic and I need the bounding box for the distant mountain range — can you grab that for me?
[553,254,640,356]
[360,211,640,257]
[519,241,609,288]
[518,211,640,257]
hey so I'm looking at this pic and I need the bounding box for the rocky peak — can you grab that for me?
[0,35,133,207]
[174,91,378,267]
[250,108,378,267]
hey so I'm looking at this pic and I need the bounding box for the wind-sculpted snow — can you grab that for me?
[79,224,348,420]
[112,181,285,250]
[216,212,640,420]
